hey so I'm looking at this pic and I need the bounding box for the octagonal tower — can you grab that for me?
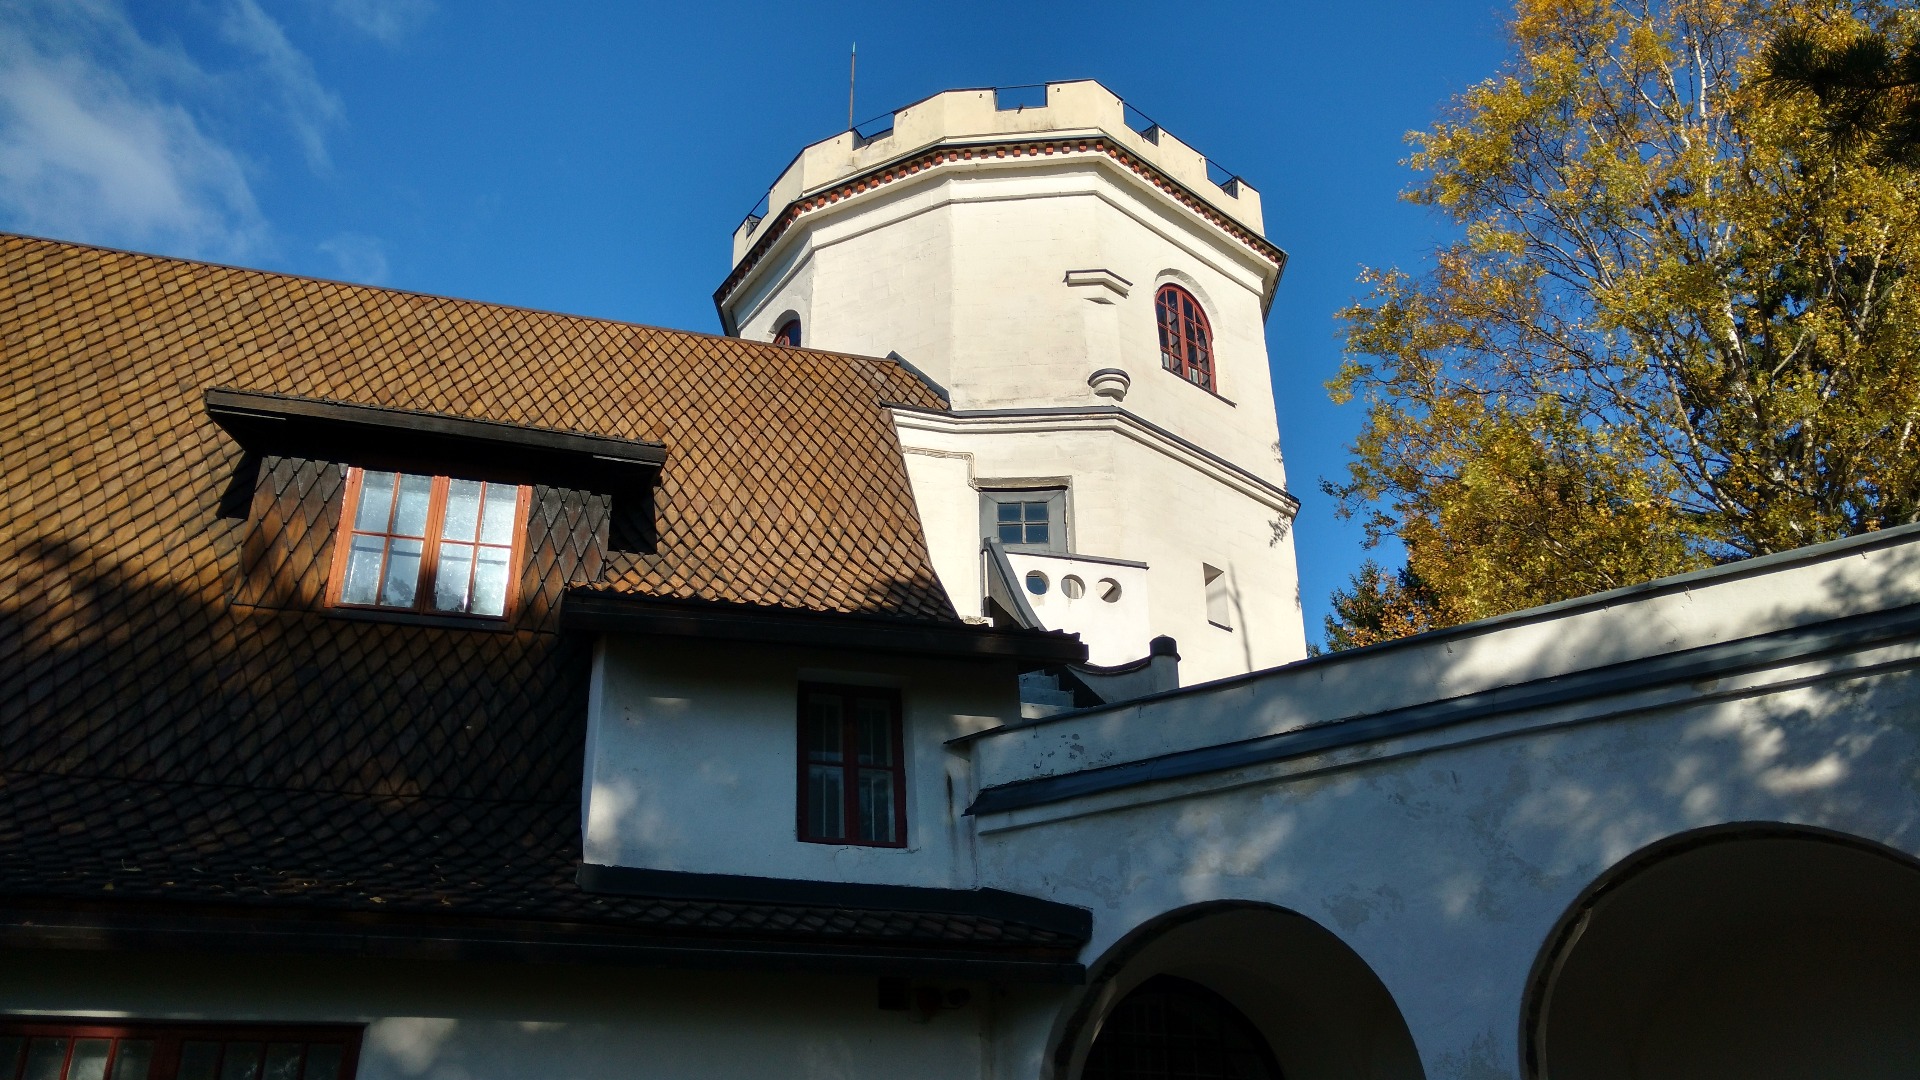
[717,80,1304,683]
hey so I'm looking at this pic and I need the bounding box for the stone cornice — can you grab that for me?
[715,136,1288,323]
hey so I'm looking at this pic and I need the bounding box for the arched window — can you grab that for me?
[1083,975,1283,1080]
[772,318,802,347]
[1155,284,1214,392]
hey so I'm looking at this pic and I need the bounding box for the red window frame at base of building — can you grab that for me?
[796,683,908,848]
[0,1019,363,1080]
[325,466,530,623]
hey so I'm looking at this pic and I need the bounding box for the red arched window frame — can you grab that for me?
[1155,284,1215,392]
[772,319,802,347]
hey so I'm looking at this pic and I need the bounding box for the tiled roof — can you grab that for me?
[0,773,1083,952]
[0,232,956,620]
[0,234,1080,967]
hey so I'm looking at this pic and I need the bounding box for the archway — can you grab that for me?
[1054,902,1424,1080]
[1526,824,1920,1079]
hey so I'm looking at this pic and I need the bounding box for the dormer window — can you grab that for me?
[329,468,528,619]
[1155,284,1214,392]
[773,318,802,347]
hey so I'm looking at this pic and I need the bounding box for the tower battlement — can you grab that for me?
[729,80,1266,267]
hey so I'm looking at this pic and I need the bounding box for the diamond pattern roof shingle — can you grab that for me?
[0,234,1079,960]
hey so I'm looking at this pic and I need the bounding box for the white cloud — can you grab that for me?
[0,2,264,258]
[318,231,387,283]
[0,0,348,259]
[221,0,341,170]
[324,0,435,46]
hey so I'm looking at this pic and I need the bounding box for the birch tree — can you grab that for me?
[1325,0,1920,647]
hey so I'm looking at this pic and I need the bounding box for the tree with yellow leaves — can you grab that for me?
[1324,0,1920,648]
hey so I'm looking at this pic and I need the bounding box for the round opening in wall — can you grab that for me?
[1061,575,1086,599]
[1025,570,1049,595]
[1097,578,1123,603]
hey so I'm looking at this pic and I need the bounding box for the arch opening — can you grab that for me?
[1084,975,1282,1080]
[1055,902,1423,1080]
[1527,825,1920,1080]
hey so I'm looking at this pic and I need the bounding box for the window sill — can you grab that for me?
[323,605,519,633]
[798,836,911,850]
[1162,368,1237,407]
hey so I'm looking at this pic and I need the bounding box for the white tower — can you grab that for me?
[717,81,1304,683]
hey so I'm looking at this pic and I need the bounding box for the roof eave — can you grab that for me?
[560,593,1088,668]
[0,898,1085,983]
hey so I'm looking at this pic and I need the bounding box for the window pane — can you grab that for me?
[1023,502,1047,522]
[261,1045,302,1080]
[0,1036,23,1080]
[67,1040,110,1080]
[24,1039,67,1080]
[220,1044,262,1080]
[177,1043,219,1080]
[433,541,474,612]
[391,473,433,537]
[109,1042,152,1080]
[805,696,843,762]
[996,502,1021,523]
[470,545,511,617]
[353,471,396,531]
[378,536,424,607]
[341,534,386,605]
[808,764,844,839]
[858,769,896,843]
[997,523,1023,544]
[479,485,518,545]
[1026,522,1049,545]
[441,479,482,542]
[856,699,893,766]
[300,1046,343,1080]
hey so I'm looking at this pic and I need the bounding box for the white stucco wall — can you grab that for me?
[969,525,1920,788]
[731,163,1284,486]
[896,410,1303,682]
[1004,551,1152,668]
[582,637,1021,888]
[722,82,1302,683]
[959,525,1920,1079]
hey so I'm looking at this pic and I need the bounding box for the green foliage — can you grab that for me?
[1321,561,1445,652]
[1764,20,1920,165]
[1325,0,1920,647]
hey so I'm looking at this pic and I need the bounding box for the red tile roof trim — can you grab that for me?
[714,136,1287,313]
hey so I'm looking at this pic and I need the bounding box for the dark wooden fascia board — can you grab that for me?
[204,388,666,488]
[577,863,1093,942]
[560,593,1089,667]
[0,902,1084,983]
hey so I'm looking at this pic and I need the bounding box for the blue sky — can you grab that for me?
[0,0,1511,645]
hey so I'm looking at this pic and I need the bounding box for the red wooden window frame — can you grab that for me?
[325,467,530,621]
[796,683,908,848]
[0,1019,362,1080]
[1155,284,1216,392]
[772,319,802,347]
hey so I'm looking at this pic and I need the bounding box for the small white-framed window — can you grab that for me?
[980,488,1067,553]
